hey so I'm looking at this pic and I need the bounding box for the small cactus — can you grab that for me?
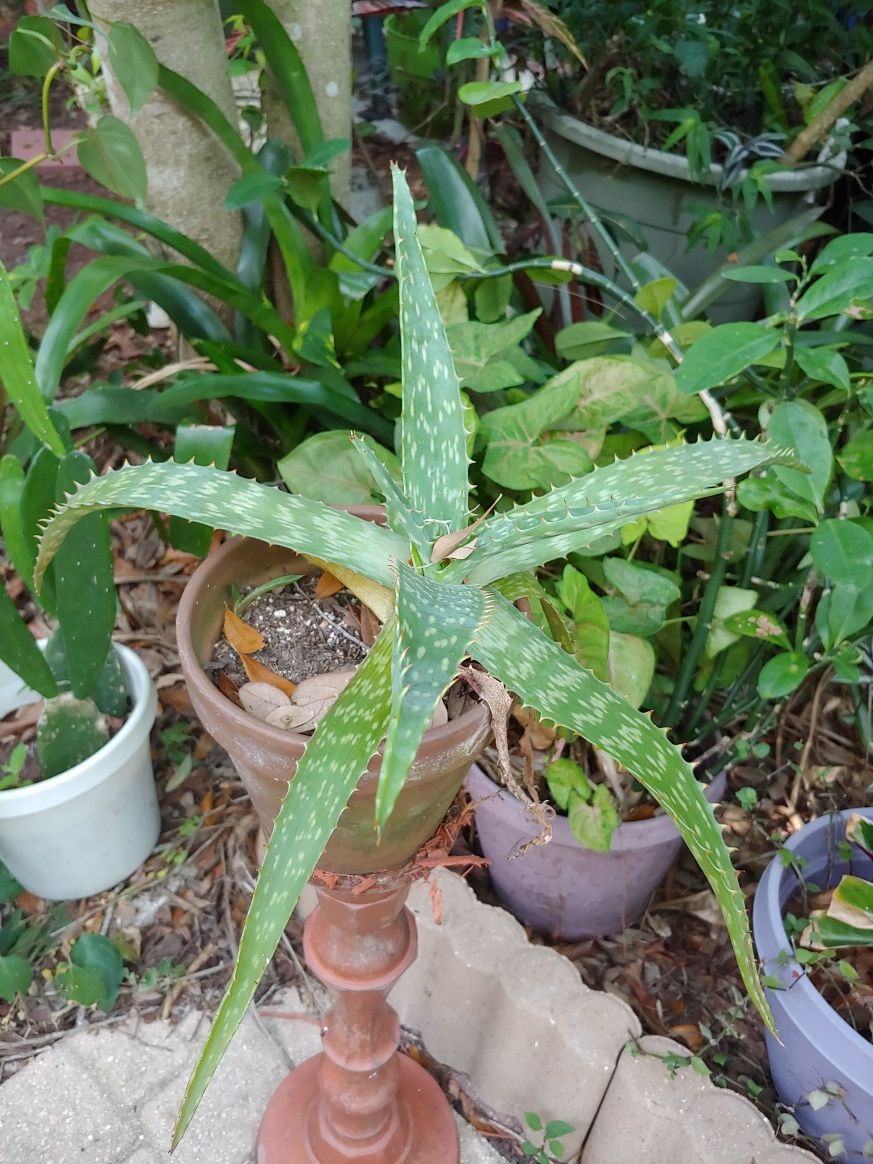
[44,630,129,717]
[36,695,110,780]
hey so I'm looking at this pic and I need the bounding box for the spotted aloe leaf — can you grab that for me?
[392,165,469,538]
[375,562,493,826]
[457,438,796,585]
[173,621,394,1147]
[349,434,430,554]
[471,595,776,1034]
[35,460,405,591]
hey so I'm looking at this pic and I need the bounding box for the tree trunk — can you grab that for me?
[262,0,352,209]
[90,0,242,271]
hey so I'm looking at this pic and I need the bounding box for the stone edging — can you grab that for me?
[389,868,819,1163]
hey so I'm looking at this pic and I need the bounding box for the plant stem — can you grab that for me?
[42,61,64,155]
[785,57,873,163]
[663,503,733,731]
[512,94,642,293]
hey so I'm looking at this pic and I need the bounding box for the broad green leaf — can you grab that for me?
[174,623,394,1146]
[478,377,591,490]
[811,875,873,948]
[795,258,873,322]
[459,80,524,117]
[53,453,117,698]
[107,22,159,115]
[555,321,632,361]
[0,457,30,583]
[446,310,540,392]
[278,431,400,506]
[285,164,331,214]
[846,814,873,854]
[348,435,430,554]
[810,233,873,276]
[545,758,592,813]
[77,116,147,202]
[675,324,781,395]
[392,165,469,534]
[0,954,32,1003]
[722,609,790,649]
[768,400,832,510]
[9,15,62,75]
[472,596,774,1033]
[0,583,58,699]
[419,0,478,47]
[0,159,43,220]
[793,346,850,392]
[168,425,236,556]
[36,462,406,593]
[601,558,680,637]
[0,261,65,454]
[634,276,678,318]
[706,587,758,658]
[606,632,655,707]
[375,564,492,825]
[416,145,503,254]
[225,171,284,210]
[58,933,123,1012]
[757,652,810,699]
[244,0,324,156]
[460,438,789,585]
[736,477,818,523]
[555,566,609,680]
[568,784,619,851]
[817,582,873,649]
[838,432,873,481]
[546,357,698,435]
[720,266,794,284]
[22,448,61,614]
[809,519,873,586]
[446,36,499,65]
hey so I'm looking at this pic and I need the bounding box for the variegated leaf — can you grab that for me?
[376,561,493,825]
[35,461,405,591]
[174,621,394,1146]
[456,438,794,585]
[349,433,430,553]
[471,595,775,1034]
[392,165,469,536]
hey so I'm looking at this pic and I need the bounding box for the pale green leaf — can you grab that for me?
[392,165,469,535]
[107,22,159,115]
[459,439,790,585]
[349,434,430,552]
[35,462,405,592]
[376,563,492,825]
[174,623,394,1145]
[471,597,774,1033]
[0,260,65,455]
[675,324,781,395]
[277,431,400,506]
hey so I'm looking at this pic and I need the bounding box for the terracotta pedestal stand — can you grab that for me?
[256,877,458,1164]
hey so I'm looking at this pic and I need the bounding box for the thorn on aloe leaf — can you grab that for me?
[36,694,110,779]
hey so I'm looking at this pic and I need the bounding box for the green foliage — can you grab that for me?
[522,1111,575,1161]
[55,933,124,1012]
[35,167,784,1145]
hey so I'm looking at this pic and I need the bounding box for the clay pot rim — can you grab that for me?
[467,762,727,851]
[176,530,489,754]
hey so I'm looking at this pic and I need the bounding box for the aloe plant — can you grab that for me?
[36,166,786,1144]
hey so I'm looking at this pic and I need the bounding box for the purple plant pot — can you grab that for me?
[466,764,727,940]
[753,808,873,1161]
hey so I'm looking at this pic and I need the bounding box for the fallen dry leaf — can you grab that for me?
[223,606,264,655]
[240,654,297,696]
[314,571,343,598]
[239,681,292,722]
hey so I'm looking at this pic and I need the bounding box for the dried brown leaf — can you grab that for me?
[223,606,264,654]
[240,654,296,696]
[314,571,343,598]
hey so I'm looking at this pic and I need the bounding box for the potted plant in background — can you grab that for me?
[34,166,787,1159]
[0,266,158,902]
[753,809,873,1160]
[526,0,868,319]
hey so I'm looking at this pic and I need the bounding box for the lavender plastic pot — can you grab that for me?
[466,764,726,939]
[753,809,873,1160]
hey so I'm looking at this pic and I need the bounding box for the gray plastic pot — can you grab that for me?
[753,809,873,1161]
[466,764,726,939]
[534,99,845,324]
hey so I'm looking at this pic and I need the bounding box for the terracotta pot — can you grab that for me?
[753,809,873,1161]
[467,763,727,939]
[176,528,490,873]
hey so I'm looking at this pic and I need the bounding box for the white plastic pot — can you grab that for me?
[0,643,159,900]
